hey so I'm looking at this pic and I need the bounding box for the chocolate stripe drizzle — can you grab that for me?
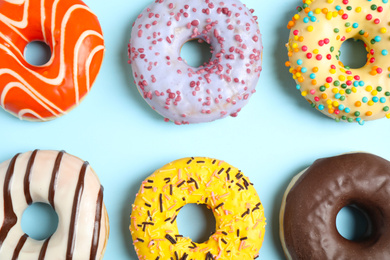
[48,151,65,209]
[12,234,28,260]
[24,149,39,205]
[38,236,51,260]
[0,153,20,248]
[66,161,89,260]
[90,185,104,260]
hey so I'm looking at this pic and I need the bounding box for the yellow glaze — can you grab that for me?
[286,0,390,125]
[130,157,266,260]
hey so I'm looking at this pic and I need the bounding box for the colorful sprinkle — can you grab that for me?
[286,0,390,124]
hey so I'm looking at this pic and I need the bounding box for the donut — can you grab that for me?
[128,0,263,124]
[0,150,109,259]
[130,157,266,259]
[0,0,105,121]
[286,0,390,125]
[280,152,390,259]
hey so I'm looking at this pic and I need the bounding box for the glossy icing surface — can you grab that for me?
[0,150,109,259]
[280,153,390,260]
[0,0,105,121]
[129,0,262,124]
[286,0,390,125]
[130,157,266,259]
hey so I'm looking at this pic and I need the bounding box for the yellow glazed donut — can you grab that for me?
[286,0,390,125]
[130,157,266,260]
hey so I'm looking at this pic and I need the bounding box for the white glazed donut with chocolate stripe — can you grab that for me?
[129,0,263,124]
[0,150,109,259]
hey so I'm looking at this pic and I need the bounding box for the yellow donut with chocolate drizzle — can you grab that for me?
[130,157,266,260]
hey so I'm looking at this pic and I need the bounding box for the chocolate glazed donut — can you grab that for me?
[280,153,390,260]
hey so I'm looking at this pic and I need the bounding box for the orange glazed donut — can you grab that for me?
[0,0,105,121]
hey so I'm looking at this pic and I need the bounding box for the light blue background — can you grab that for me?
[1,0,388,259]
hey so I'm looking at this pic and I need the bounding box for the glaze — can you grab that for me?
[280,152,390,259]
[286,0,390,124]
[129,0,262,124]
[0,150,109,259]
[130,157,266,259]
[0,0,104,121]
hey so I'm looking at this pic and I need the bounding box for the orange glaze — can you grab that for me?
[0,0,104,121]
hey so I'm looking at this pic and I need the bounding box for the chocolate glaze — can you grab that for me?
[90,185,103,260]
[38,236,51,260]
[0,154,19,247]
[12,234,28,260]
[283,153,390,260]
[48,150,65,210]
[24,149,38,205]
[66,161,88,260]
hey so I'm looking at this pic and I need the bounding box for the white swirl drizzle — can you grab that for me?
[0,0,29,28]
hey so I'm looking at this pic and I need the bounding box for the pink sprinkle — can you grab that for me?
[137,30,143,37]
[326,77,333,83]
[191,20,199,26]
[366,14,372,20]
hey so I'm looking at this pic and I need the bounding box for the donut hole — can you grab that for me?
[21,203,58,240]
[339,38,368,69]
[24,41,52,66]
[180,39,213,68]
[336,205,372,241]
[176,203,216,243]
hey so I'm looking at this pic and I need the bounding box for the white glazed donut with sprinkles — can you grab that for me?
[129,0,263,124]
[286,0,390,125]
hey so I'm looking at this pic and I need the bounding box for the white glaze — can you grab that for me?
[129,0,263,124]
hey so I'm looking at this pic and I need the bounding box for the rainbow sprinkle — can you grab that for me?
[286,0,390,125]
